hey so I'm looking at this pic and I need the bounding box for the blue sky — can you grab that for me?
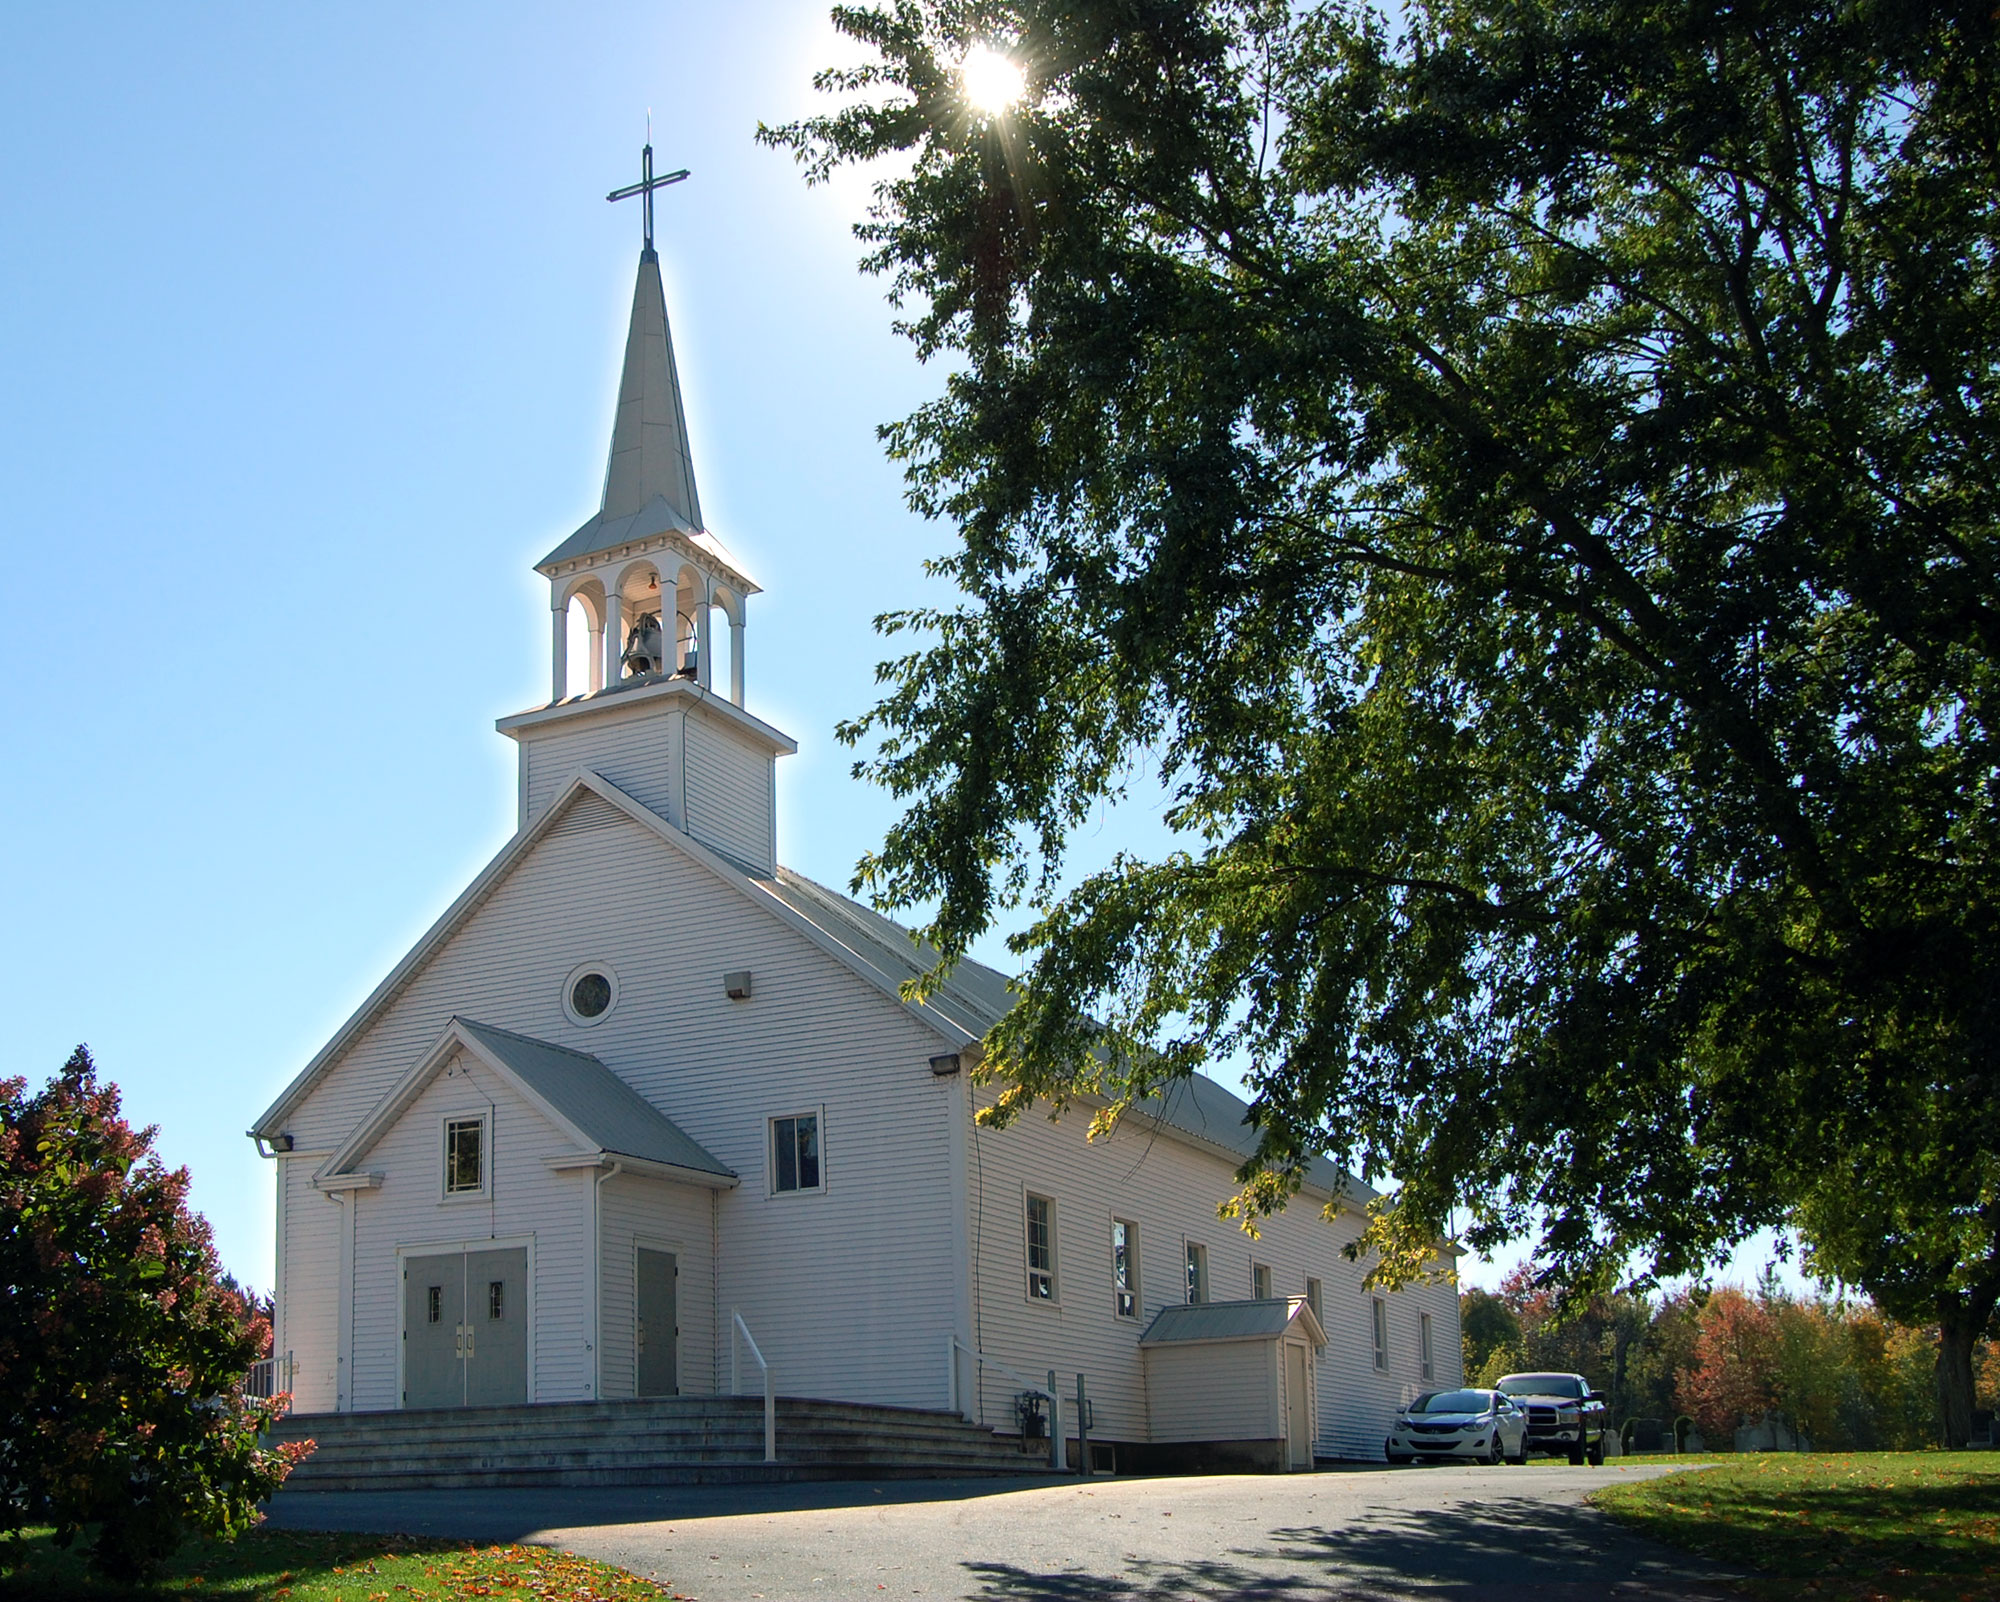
[0,2,1800,1303]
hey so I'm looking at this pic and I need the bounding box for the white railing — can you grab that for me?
[242,1351,295,1401]
[947,1335,1064,1471]
[730,1310,776,1464]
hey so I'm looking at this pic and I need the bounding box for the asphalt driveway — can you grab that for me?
[267,1460,1737,1599]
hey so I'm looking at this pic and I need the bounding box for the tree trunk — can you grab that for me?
[1934,1286,1997,1449]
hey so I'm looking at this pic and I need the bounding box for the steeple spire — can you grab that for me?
[601,247,704,528]
[600,144,701,529]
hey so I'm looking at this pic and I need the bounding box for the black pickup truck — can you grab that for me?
[1494,1372,1609,1465]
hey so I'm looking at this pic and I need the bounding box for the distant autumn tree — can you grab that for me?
[1676,1288,1781,1443]
[0,1048,308,1582]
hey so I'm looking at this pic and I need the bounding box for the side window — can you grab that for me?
[1371,1296,1389,1371]
[1025,1194,1057,1301]
[770,1112,822,1194]
[444,1116,485,1196]
[1111,1219,1139,1318]
[1252,1262,1273,1300]
[1305,1277,1323,1321]
[1185,1241,1209,1305]
[1420,1311,1434,1380]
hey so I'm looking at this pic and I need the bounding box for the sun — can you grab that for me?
[960,44,1026,116]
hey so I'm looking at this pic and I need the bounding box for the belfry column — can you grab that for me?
[551,603,569,702]
[603,591,625,688]
[696,594,713,690]
[729,616,745,706]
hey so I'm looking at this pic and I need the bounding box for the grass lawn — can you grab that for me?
[0,1525,685,1601]
[1592,1451,2000,1601]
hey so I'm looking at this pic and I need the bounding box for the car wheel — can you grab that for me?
[1508,1433,1527,1465]
[1567,1440,1586,1466]
[1587,1435,1605,1467]
[1485,1435,1503,1466]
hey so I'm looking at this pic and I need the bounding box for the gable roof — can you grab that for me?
[1139,1296,1327,1349]
[249,770,979,1140]
[321,1015,734,1188]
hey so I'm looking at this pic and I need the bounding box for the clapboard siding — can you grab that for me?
[279,801,958,1412]
[598,1171,715,1398]
[278,1153,340,1413]
[520,706,681,829]
[682,714,774,873]
[1144,1341,1277,1441]
[344,1051,591,1411]
[965,1084,1462,1457]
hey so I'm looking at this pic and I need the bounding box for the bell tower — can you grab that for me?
[496,149,795,873]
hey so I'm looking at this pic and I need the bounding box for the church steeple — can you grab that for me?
[602,247,704,529]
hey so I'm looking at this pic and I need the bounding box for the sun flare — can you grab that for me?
[960,44,1026,116]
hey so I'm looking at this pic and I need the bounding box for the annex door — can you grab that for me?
[635,1247,678,1397]
[402,1248,529,1409]
[1285,1342,1314,1469]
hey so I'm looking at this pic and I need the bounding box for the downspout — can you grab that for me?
[591,1160,623,1400]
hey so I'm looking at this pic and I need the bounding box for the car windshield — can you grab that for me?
[1498,1374,1584,1399]
[1409,1390,1493,1414]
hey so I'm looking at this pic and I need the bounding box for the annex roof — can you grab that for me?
[320,1015,735,1189]
[1138,1296,1327,1349]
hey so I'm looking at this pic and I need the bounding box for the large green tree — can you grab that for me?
[766,0,2000,1442]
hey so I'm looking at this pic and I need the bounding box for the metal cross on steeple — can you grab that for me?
[606,140,690,257]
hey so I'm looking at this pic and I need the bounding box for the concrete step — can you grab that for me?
[271,1395,1050,1490]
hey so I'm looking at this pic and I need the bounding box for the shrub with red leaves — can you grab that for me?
[0,1046,309,1580]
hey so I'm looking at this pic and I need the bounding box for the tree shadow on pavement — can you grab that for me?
[964,1491,1741,1601]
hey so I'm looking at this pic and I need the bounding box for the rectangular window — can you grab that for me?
[444,1117,483,1195]
[1371,1297,1388,1371]
[1252,1262,1273,1300]
[1305,1277,1323,1321]
[770,1113,821,1193]
[1185,1241,1208,1305]
[1111,1219,1138,1318]
[1420,1311,1434,1380]
[489,1280,505,1322]
[1025,1194,1056,1300]
[426,1285,442,1324]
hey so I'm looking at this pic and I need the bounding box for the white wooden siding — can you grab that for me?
[598,1171,716,1398]
[1144,1341,1278,1441]
[965,1083,1462,1458]
[682,713,775,873]
[520,707,683,830]
[277,799,957,1412]
[344,1051,592,1411]
[277,1153,340,1413]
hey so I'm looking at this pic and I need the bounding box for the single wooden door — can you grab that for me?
[463,1247,529,1407]
[404,1252,466,1409]
[635,1248,678,1397]
[1285,1342,1314,1469]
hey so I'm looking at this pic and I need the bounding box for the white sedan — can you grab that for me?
[1385,1387,1530,1464]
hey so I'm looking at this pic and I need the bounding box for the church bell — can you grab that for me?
[621,611,666,678]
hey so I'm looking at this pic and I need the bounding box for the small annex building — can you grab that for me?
[248,156,1462,1471]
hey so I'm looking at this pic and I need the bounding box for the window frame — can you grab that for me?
[1371,1296,1389,1371]
[1252,1261,1273,1301]
[1305,1276,1323,1322]
[766,1107,825,1198]
[1185,1240,1209,1305]
[440,1111,490,1202]
[1024,1191,1058,1304]
[1111,1218,1139,1320]
[1420,1310,1435,1380]
[561,960,621,1028]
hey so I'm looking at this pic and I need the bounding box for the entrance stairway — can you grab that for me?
[270,1396,1054,1490]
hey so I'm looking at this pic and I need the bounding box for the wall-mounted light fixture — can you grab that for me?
[930,1053,962,1077]
[724,970,753,1000]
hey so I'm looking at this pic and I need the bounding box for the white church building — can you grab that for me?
[249,168,1461,1472]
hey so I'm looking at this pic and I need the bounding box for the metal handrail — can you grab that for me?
[242,1351,295,1401]
[730,1310,776,1463]
[947,1335,1063,1471]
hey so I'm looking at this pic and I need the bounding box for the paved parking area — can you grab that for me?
[268,1460,1739,1599]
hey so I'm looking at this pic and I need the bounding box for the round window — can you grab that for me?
[562,963,619,1026]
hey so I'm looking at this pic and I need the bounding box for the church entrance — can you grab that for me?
[635,1247,678,1396]
[403,1248,528,1409]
